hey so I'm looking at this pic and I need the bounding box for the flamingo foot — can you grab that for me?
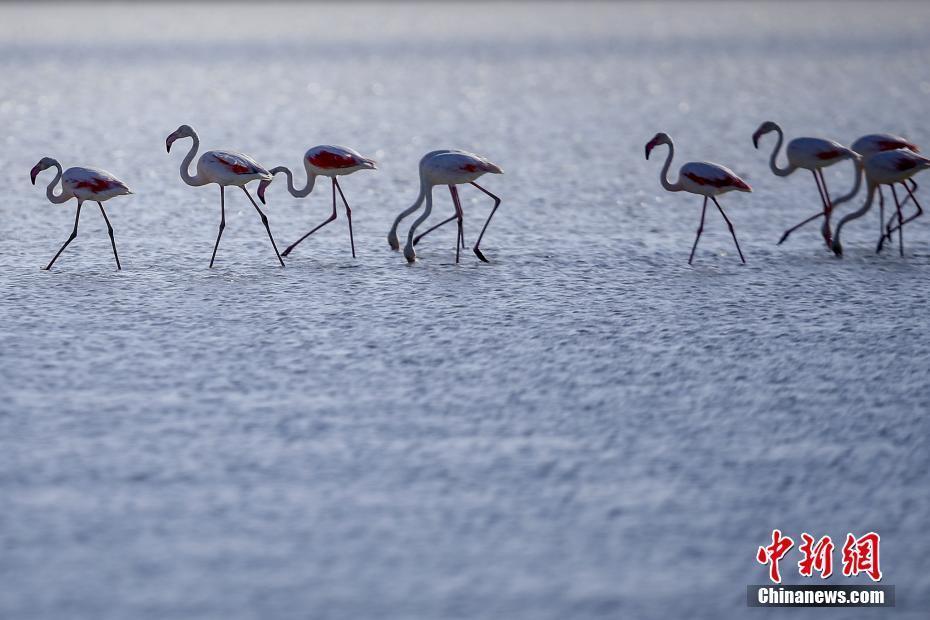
[776,230,790,245]
[473,247,490,263]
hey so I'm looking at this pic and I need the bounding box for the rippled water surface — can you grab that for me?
[2,2,930,619]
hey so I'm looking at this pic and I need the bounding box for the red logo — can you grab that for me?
[757,530,882,583]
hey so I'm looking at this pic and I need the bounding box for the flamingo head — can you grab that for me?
[752,121,779,149]
[166,124,195,153]
[644,133,670,160]
[30,157,58,184]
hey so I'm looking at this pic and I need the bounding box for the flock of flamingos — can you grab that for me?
[29,122,930,270]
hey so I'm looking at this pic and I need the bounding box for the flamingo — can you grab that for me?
[832,149,930,257]
[752,121,858,247]
[257,145,376,258]
[387,150,503,264]
[644,132,750,264]
[830,133,921,245]
[30,157,131,271]
[165,124,284,268]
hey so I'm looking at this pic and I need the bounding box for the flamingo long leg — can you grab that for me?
[45,202,82,271]
[776,171,829,245]
[333,178,356,258]
[891,184,905,257]
[209,187,226,268]
[884,182,924,237]
[413,214,458,247]
[711,196,746,263]
[241,187,285,267]
[97,202,121,270]
[689,197,708,265]
[282,181,338,257]
[449,184,465,264]
[817,170,834,247]
[469,181,501,263]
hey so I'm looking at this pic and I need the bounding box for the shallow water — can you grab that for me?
[2,2,930,619]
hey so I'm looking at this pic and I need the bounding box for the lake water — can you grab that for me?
[1,2,929,618]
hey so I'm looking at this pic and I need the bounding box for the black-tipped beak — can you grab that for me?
[257,179,270,204]
[30,166,39,185]
[644,145,652,160]
[166,140,172,153]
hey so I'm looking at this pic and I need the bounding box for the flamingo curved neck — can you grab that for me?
[831,158,864,207]
[45,161,69,204]
[270,162,317,197]
[834,181,876,242]
[658,143,682,192]
[389,176,428,245]
[765,127,793,177]
[178,133,207,186]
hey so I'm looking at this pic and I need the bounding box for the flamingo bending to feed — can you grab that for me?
[388,150,503,264]
[831,133,921,244]
[644,132,751,264]
[257,145,376,258]
[30,157,131,271]
[832,149,930,257]
[166,124,284,268]
[752,121,858,247]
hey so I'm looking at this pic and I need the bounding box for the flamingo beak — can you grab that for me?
[645,141,655,160]
[752,131,761,149]
[30,165,40,185]
[257,179,270,204]
[166,133,177,153]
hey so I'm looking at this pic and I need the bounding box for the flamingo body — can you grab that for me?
[388,149,503,263]
[166,124,284,267]
[784,137,856,170]
[30,157,130,270]
[196,150,271,186]
[304,145,376,177]
[258,145,376,258]
[644,132,749,264]
[832,149,930,257]
[678,161,751,196]
[851,133,919,159]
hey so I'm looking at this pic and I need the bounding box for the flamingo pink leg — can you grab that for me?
[817,170,834,247]
[45,202,83,271]
[689,197,708,265]
[333,178,356,258]
[413,214,459,247]
[890,184,905,257]
[776,170,830,246]
[209,187,226,268]
[241,187,285,267]
[449,184,465,263]
[888,183,924,236]
[282,180,339,257]
[97,202,121,270]
[469,181,502,263]
[711,196,746,263]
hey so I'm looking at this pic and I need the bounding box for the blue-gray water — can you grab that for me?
[1,2,929,618]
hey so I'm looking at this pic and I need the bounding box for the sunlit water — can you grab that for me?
[2,2,930,618]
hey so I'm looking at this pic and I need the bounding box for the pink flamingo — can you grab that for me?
[752,121,858,247]
[388,150,503,264]
[832,149,930,257]
[257,145,376,258]
[166,125,284,268]
[831,133,921,245]
[30,157,131,271]
[644,132,751,264]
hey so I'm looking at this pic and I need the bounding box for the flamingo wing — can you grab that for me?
[681,162,750,190]
[65,167,131,194]
[211,151,269,177]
